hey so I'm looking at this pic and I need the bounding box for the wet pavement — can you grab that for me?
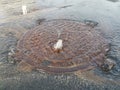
[0,0,120,90]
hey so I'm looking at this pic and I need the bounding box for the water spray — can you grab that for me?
[22,5,27,15]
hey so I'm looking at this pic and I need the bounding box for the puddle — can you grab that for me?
[0,0,120,90]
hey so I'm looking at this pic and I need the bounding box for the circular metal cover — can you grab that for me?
[14,19,109,73]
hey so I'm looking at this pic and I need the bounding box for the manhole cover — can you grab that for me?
[14,19,109,73]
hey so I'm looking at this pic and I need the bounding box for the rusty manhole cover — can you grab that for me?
[13,19,110,73]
